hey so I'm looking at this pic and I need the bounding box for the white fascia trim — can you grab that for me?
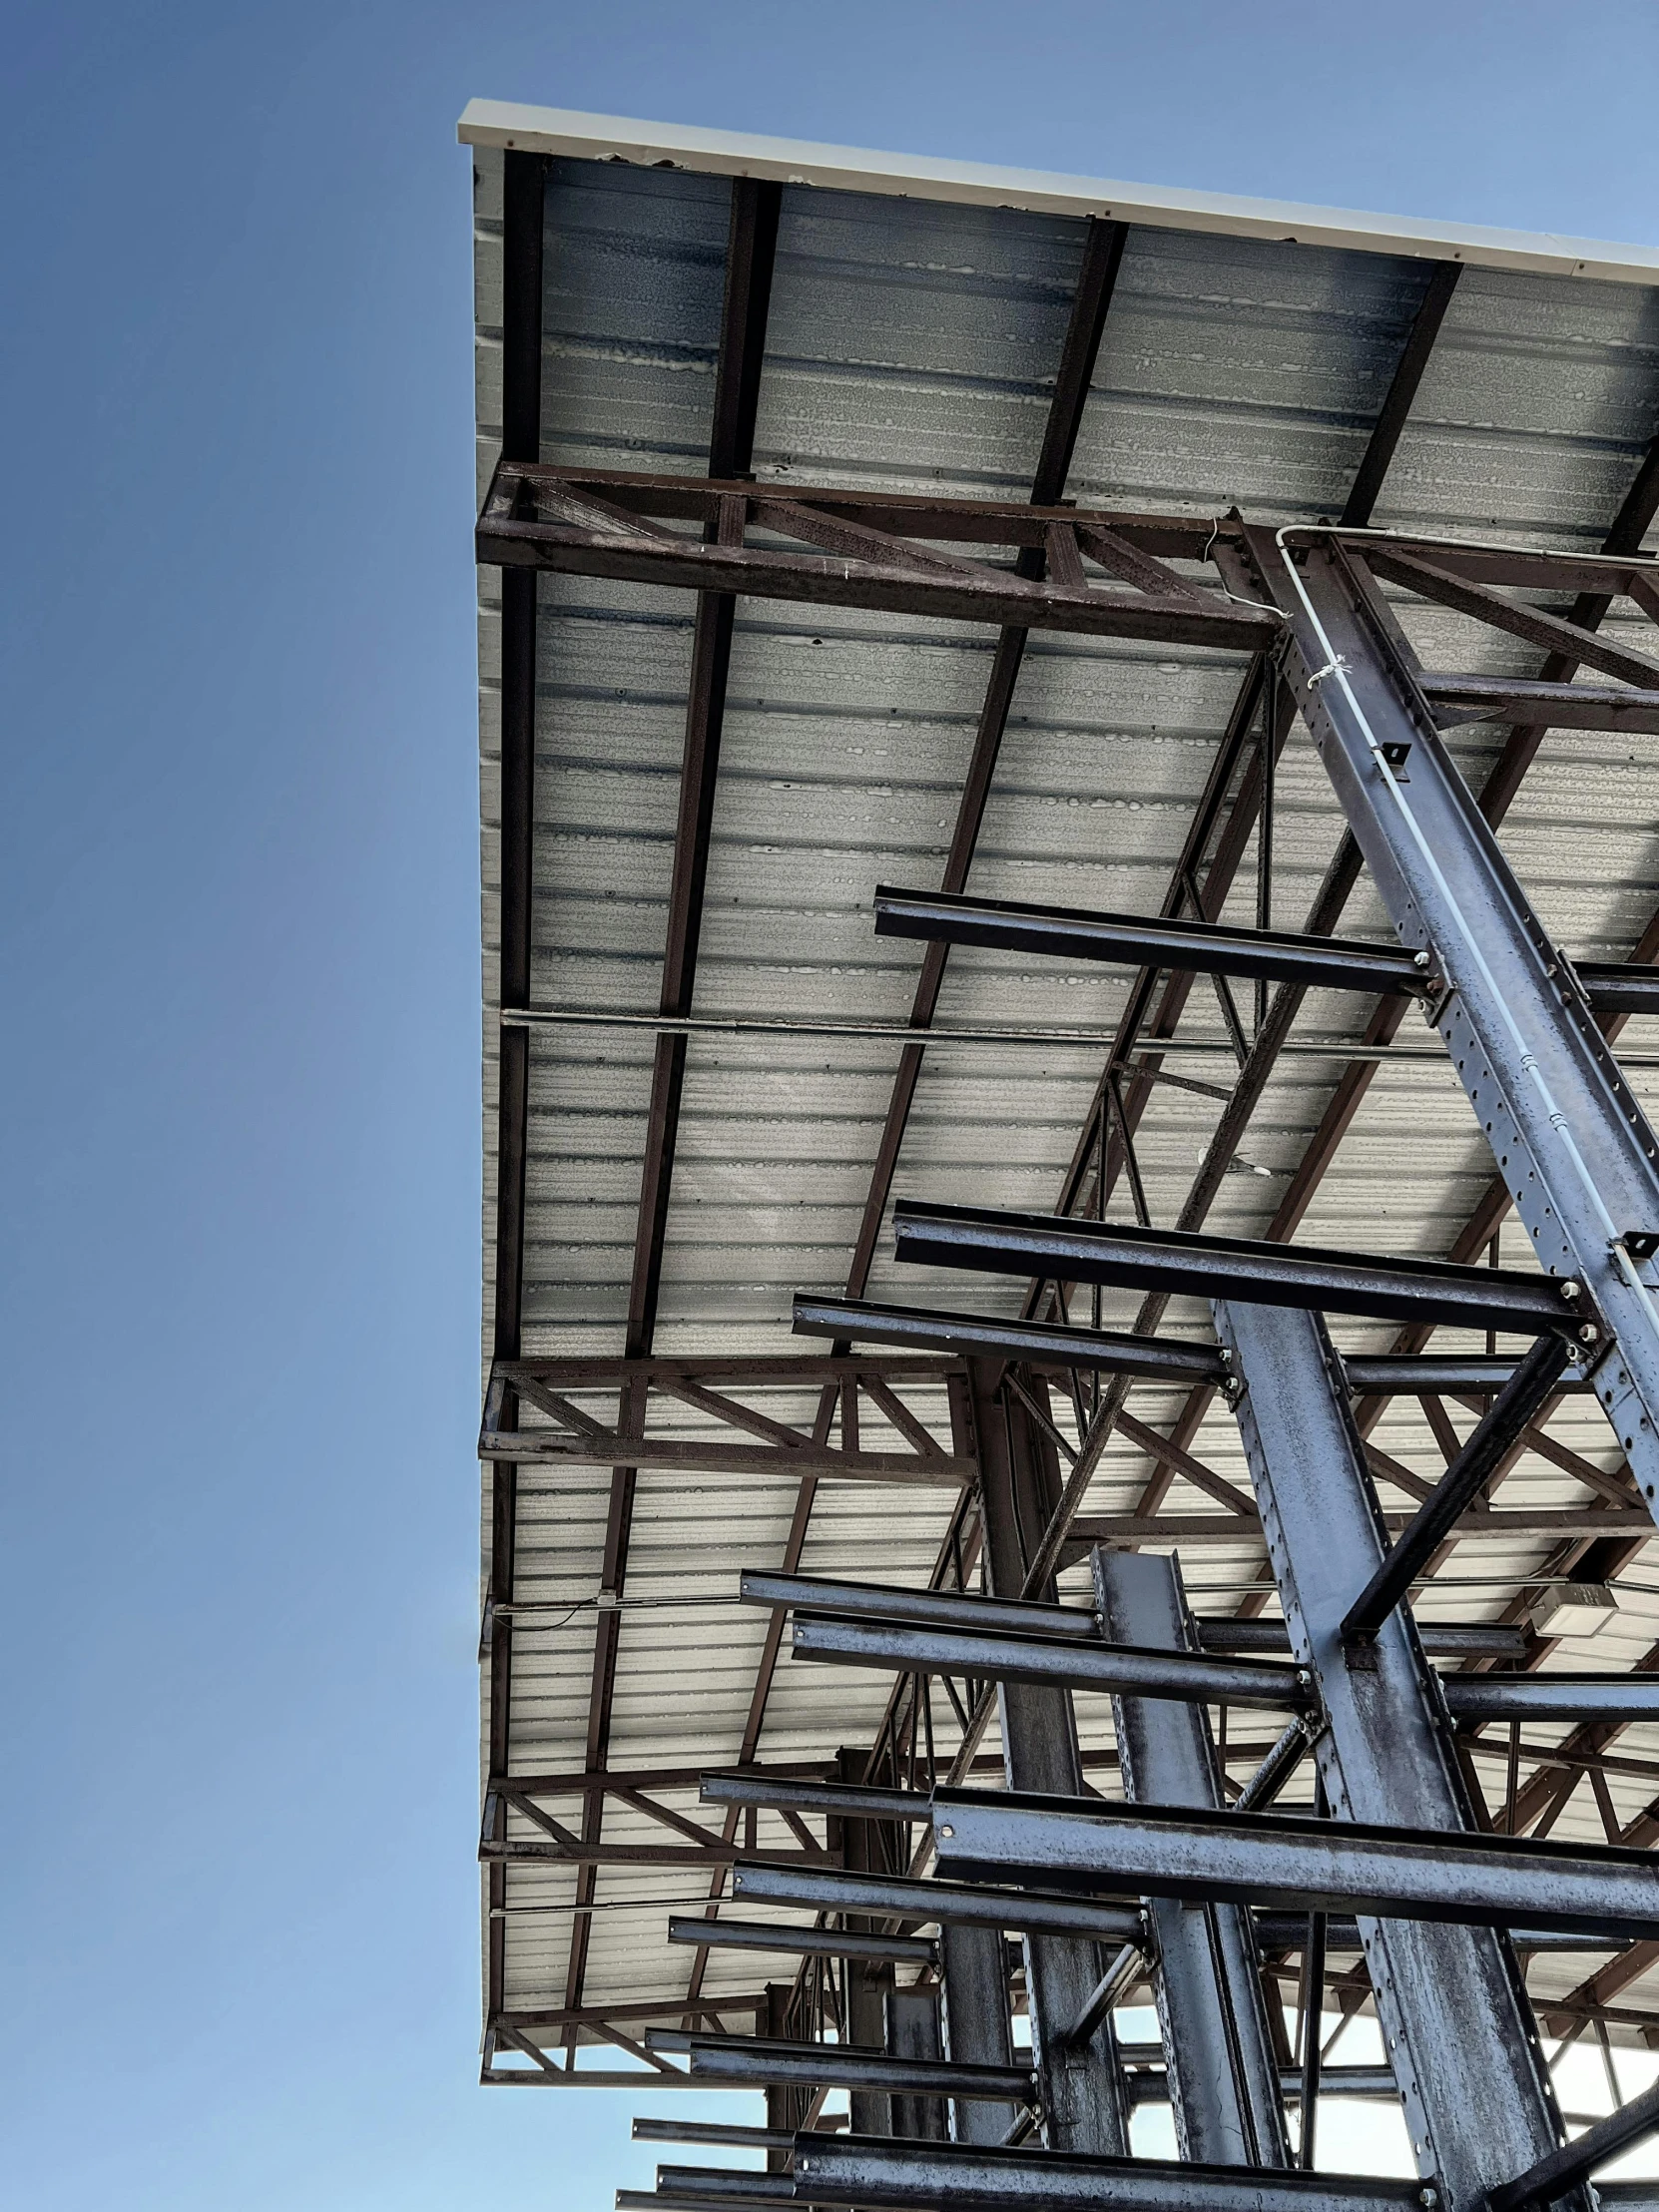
[457,98,1659,287]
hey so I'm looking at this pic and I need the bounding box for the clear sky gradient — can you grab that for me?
[4,4,1659,2206]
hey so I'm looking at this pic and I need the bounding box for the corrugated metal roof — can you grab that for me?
[467,109,1659,2060]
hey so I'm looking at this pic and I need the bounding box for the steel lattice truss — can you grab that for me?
[469,121,1659,2212]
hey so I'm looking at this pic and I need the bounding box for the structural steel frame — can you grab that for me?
[476,153,1659,2212]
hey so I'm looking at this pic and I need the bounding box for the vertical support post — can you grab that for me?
[1297,1895,1327,2171]
[764,1982,802,2171]
[886,1985,948,2141]
[967,1360,1130,2156]
[833,1746,894,2140]
[1091,1548,1290,2167]
[1259,527,1659,1515]
[1212,1300,1581,2212]
[939,1925,1016,2145]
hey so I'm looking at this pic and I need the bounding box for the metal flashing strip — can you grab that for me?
[457,100,1659,285]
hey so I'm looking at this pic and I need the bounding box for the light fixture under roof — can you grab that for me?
[1528,1582,1619,1639]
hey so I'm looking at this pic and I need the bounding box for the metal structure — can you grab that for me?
[461,99,1659,2212]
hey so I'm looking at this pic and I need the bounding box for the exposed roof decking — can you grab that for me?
[469,111,1659,2064]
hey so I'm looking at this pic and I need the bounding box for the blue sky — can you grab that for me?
[3,4,1658,2206]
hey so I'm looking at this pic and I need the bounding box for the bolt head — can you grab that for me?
[1561,1279,1580,1300]
[939,1823,954,1839]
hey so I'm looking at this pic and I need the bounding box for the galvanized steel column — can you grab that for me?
[1212,1299,1580,2212]
[1262,528,1659,1516]
[834,1745,894,2141]
[885,1986,948,2142]
[938,1925,1017,2144]
[967,1360,1130,2154]
[1092,1547,1290,2166]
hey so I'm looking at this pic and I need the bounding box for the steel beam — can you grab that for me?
[1251,1915,1609,1955]
[1123,2064,1397,2108]
[478,489,1275,649]
[873,882,1432,998]
[786,2133,1423,2212]
[743,1565,1095,1641]
[665,1917,935,1966]
[730,1858,1144,1947]
[1343,1355,1590,1395]
[1442,1678,1659,1723]
[1214,1300,1582,2212]
[967,1360,1131,2155]
[1343,1331,1578,1639]
[788,1612,1306,1710]
[792,1293,1226,1383]
[832,215,1128,1309]
[930,1787,1659,1939]
[1341,262,1463,527]
[828,1745,897,2140]
[745,1564,1525,1659]
[1264,529,1659,1518]
[1486,2077,1659,2212]
[1421,674,1659,739]
[1094,1548,1290,2166]
[701,1774,927,1826]
[761,237,1140,1842]
[639,2184,791,2212]
[1060,1506,1646,1545]
[629,2190,785,2211]
[633,2119,801,2151]
[488,465,1218,548]
[1209,1620,1526,1661]
[938,1921,1017,2144]
[642,2031,1033,2104]
[558,173,784,2031]
[1575,963,1659,1017]
[885,1985,949,2141]
[480,1425,972,1485]
[797,1300,1594,1402]
[894,1203,1583,1336]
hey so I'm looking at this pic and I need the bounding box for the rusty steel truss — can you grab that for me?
[474,148,1659,2212]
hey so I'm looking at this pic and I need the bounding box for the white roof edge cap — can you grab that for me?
[457,96,1659,287]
